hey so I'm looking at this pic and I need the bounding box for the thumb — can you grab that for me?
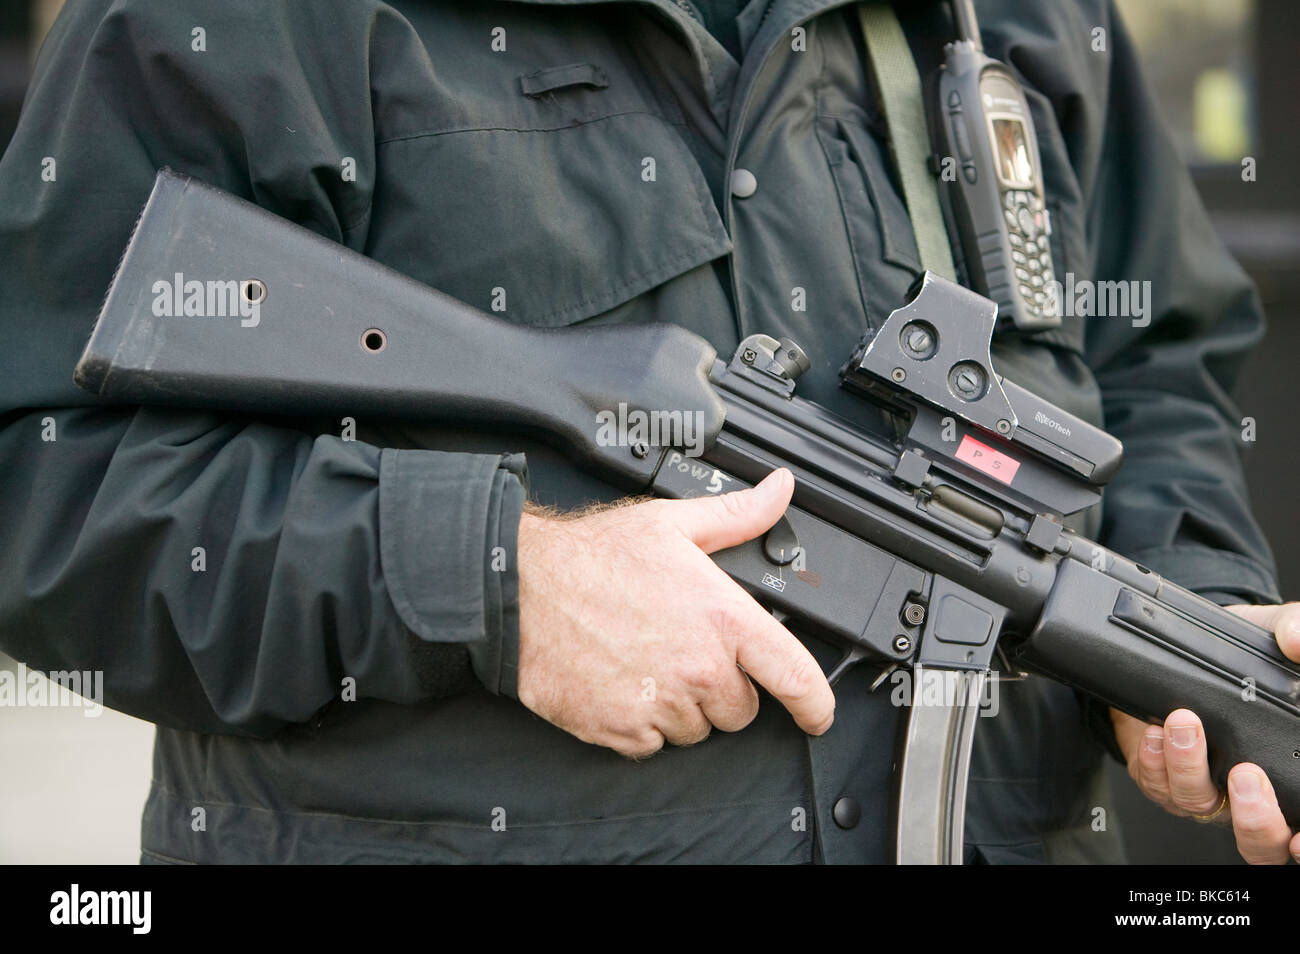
[668,468,794,554]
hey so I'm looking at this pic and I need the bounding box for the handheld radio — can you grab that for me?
[927,0,1061,331]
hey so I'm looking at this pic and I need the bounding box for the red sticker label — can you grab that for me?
[955,435,1020,485]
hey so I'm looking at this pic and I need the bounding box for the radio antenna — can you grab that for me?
[951,0,983,52]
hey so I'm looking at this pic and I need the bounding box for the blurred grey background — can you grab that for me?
[0,0,1295,864]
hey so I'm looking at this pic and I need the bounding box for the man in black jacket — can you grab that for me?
[1,0,1296,863]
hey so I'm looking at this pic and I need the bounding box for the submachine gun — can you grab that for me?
[75,171,1300,861]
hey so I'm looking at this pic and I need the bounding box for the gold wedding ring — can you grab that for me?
[1191,791,1229,823]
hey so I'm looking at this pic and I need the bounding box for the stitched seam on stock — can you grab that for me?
[375,109,687,146]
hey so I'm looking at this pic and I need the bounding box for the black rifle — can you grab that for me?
[75,171,1300,860]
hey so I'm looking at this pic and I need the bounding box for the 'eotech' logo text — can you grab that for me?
[151,272,262,327]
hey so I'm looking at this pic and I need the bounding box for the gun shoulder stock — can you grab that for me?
[75,170,724,485]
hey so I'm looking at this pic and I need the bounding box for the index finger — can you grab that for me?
[730,597,836,735]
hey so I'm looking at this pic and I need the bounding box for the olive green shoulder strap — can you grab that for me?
[857,3,957,281]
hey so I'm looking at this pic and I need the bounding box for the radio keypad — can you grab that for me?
[1002,188,1056,319]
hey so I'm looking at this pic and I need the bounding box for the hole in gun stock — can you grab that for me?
[241,279,267,305]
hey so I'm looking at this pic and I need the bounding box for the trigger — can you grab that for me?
[825,645,871,686]
[772,609,870,687]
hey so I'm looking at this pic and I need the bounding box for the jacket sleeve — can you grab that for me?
[1078,2,1281,606]
[0,0,525,737]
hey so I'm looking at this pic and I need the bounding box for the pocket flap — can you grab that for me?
[370,111,732,328]
[519,63,610,97]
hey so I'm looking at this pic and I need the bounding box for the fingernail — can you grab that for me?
[1229,771,1261,801]
[762,468,790,492]
[1169,725,1197,749]
[1143,731,1164,754]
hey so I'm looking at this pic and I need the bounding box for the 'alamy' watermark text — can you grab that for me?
[50,885,150,934]
[595,403,705,457]
[0,662,103,717]
[1049,272,1151,327]
[151,272,261,327]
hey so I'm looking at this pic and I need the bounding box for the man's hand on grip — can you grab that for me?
[515,468,835,758]
[1112,601,1300,864]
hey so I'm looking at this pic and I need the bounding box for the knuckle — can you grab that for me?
[667,721,712,747]
[1232,811,1274,837]
[1136,780,1171,809]
[1166,757,1206,780]
[712,712,752,734]
[775,654,818,702]
[678,654,731,691]
[1134,764,1168,800]
[714,488,750,523]
[1137,762,1167,791]
[616,731,664,760]
[734,688,760,725]
[705,602,742,642]
[709,697,757,733]
[1173,790,1222,815]
[1137,774,1170,801]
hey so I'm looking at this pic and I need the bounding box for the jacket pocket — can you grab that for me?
[817,117,923,329]
[368,110,733,328]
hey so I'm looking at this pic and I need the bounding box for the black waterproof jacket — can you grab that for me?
[0,0,1279,862]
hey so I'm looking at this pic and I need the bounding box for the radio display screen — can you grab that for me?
[992,117,1033,188]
